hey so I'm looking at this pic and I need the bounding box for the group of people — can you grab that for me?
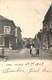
[30,45,39,56]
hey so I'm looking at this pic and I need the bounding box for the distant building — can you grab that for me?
[23,38,33,48]
[33,31,43,48]
[23,38,29,48]
[0,15,22,49]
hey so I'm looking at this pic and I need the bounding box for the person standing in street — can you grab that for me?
[36,38,40,56]
[30,45,33,55]
[36,48,39,56]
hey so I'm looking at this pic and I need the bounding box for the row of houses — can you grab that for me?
[0,15,23,49]
[33,4,52,49]
[23,38,33,48]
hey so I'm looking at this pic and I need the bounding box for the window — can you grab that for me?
[4,26,11,34]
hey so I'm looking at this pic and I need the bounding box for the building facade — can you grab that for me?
[34,4,52,49]
[0,15,22,49]
[15,27,23,48]
[43,4,52,49]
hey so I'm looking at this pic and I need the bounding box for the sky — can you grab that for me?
[0,0,52,38]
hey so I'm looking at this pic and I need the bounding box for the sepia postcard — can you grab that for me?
[0,0,52,80]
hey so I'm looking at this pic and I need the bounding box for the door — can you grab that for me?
[5,37,9,48]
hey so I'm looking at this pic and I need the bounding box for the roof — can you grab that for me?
[0,15,16,28]
[17,27,22,32]
[43,4,52,23]
[0,15,12,21]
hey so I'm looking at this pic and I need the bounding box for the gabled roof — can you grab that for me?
[0,15,16,28]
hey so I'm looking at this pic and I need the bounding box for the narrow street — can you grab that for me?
[0,48,51,60]
[0,48,52,80]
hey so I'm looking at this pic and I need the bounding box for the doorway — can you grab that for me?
[4,37,9,48]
